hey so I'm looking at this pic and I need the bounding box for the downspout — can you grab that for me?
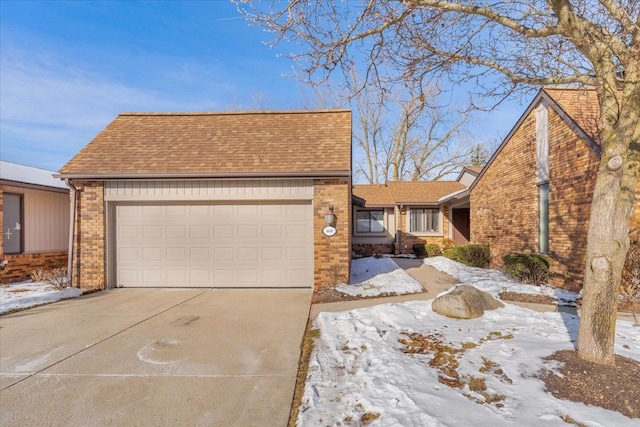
[65,179,77,287]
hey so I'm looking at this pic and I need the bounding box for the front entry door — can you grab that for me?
[452,208,470,245]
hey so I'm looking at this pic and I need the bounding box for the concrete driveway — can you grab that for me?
[0,288,311,426]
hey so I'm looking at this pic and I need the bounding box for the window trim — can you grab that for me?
[406,206,442,236]
[3,192,24,254]
[353,208,387,236]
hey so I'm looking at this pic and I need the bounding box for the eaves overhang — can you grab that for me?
[54,170,352,180]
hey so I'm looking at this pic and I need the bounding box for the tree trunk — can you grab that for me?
[577,89,640,364]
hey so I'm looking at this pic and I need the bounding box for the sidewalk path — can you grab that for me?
[312,257,638,323]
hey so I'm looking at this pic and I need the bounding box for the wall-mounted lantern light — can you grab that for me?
[324,205,336,226]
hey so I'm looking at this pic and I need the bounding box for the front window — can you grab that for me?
[3,193,23,254]
[538,183,549,254]
[356,210,384,233]
[410,208,440,233]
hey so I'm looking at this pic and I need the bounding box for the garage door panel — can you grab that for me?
[115,202,312,288]
[238,225,258,238]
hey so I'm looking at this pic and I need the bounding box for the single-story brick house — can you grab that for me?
[56,110,352,292]
[352,166,481,255]
[470,87,640,291]
[1,161,70,283]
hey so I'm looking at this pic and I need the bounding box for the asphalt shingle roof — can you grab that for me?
[354,181,467,207]
[59,110,352,176]
[386,181,466,204]
[352,185,394,206]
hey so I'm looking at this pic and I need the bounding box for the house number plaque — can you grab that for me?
[322,225,337,237]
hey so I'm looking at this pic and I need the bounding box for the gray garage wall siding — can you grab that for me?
[104,179,314,201]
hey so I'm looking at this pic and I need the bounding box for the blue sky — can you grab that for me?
[1,0,527,173]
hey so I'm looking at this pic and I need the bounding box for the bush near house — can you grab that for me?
[503,253,551,286]
[425,244,443,257]
[443,244,490,268]
[412,243,427,257]
[30,267,69,290]
[440,238,456,251]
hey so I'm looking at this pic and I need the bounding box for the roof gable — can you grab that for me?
[469,87,601,193]
[59,110,352,177]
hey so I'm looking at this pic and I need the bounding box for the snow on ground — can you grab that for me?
[424,256,579,306]
[336,257,423,297]
[0,281,82,315]
[300,301,640,426]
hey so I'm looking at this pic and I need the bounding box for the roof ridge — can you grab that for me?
[118,109,351,117]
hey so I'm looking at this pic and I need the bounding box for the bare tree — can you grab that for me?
[238,0,640,365]
[353,82,473,183]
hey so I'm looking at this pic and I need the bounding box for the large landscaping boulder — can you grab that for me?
[432,285,504,319]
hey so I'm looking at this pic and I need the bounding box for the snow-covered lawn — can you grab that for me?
[300,256,639,426]
[424,256,580,306]
[0,281,82,315]
[300,301,640,426]
[336,257,423,297]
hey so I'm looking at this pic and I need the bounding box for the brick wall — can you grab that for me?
[71,181,106,291]
[352,243,394,257]
[395,205,450,254]
[546,109,601,290]
[313,178,351,292]
[471,106,603,291]
[0,251,68,283]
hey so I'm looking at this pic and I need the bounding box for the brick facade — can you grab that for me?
[0,251,68,283]
[352,243,394,257]
[68,179,351,293]
[395,205,451,254]
[471,102,638,291]
[70,181,106,291]
[313,178,352,292]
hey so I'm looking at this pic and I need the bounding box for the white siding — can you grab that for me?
[536,103,550,183]
[458,171,477,187]
[104,179,314,201]
[3,185,70,253]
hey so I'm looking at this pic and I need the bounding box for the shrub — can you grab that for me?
[503,253,550,286]
[30,267,48,283]
[621,238,640,304]
[46,268,69,290]
[425,244,442,257]
[443,244,490,268]
[412,243,427,257]
[440,238,456,251]
[31,267,69,290]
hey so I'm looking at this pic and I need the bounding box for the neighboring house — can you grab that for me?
[0,161,70,283]
[470,87,640,291]
[352,166,480,255]
[56,110,352,292]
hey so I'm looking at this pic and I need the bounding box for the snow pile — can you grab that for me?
[1,281,82,314]
[424,256,579,306]
[300,301,639,426]
[336,257,423,297]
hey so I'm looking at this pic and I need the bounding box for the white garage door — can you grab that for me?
[115,202,313,288]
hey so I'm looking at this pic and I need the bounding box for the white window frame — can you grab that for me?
[406,206,442,236]
[354,208,386,236]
